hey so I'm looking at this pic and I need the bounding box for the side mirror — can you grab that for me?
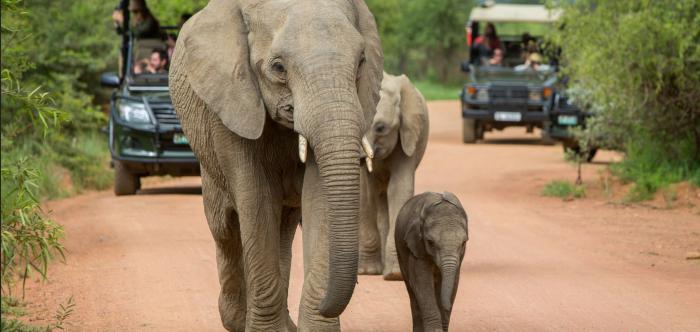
[100,72,120,88]
[460,61,471,73]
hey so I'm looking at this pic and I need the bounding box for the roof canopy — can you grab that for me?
[469,4,562,23]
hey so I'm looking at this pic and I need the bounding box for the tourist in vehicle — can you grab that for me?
[474,23,502,64]
[515,52,551,72]
[134,49,168,74]
[112,0,161,38]
[489,48,504,66]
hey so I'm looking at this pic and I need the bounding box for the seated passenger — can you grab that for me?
[488,48,504,67]
[514,53,551,72]
[113,0,161,38]
[474,23,502,65]
[134,49,169,74]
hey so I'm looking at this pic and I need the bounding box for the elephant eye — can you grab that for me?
[427,239,436,248]
[358,53,366,67]
[272,61,286,74]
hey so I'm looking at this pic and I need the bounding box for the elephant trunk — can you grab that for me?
[315,133,361,318]
[439,256,461,313]
[297,80,364,318]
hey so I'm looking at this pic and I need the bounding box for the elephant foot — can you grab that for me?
[358,255,383,275]
[382,260,403,281]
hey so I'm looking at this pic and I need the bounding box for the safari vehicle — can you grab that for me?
[460,1,561,143]
[101,3,199,195]
[544,89,598,161]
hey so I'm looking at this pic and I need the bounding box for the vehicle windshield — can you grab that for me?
[471,66,553,84]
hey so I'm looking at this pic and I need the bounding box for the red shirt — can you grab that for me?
[474,36,502,50]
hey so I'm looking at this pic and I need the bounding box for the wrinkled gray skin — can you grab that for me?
[358,72,429,280]
[395,192,469,332]
[168,0,383,330]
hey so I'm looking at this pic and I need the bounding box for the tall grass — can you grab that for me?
[612,134,700,201]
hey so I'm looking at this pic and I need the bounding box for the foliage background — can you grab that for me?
[552,0,700,198]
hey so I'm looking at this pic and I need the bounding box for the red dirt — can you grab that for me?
[22,100,700,331]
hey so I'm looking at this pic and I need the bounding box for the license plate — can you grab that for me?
[494,112,522,122]
[558,115,578,125]
[173,133,189,145]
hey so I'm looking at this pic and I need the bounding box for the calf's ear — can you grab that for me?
[404,218,426,259]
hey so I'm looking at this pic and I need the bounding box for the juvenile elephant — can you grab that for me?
[168,0,383,330]
[358,72,429,280]
[395,192,469,332]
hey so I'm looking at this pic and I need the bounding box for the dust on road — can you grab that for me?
[25,101,700,331]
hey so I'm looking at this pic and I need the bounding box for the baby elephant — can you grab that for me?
[395,192,469,332]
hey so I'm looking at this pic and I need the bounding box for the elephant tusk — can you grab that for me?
[365,156,373,173]
[299,134,307,163]
[362,136,374,173]
[362,136,374,159]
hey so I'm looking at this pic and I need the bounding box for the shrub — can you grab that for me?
[542,180,586,200]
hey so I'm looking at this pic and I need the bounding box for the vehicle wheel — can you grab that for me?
[462,118,477,143]
[114,161,140,196]
[586,148,598,162]
[475,121,485,140]
[563,144,598,163]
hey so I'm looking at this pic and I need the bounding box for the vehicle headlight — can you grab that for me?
[118,102,151,124]
[476,88,489,101]
[529,88,552,102]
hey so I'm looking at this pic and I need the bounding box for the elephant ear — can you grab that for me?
[398,75,428,157]
[404,217,426,259]
[352,0,384,132]
[178,0,265,140]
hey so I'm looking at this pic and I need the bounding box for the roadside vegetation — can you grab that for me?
[542,180,586,201]
[550,0,700,201]
[0,0,199,329]
[367,0,471,86]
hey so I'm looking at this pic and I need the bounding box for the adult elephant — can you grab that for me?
[168,0,382,331]
[358,73,429,280]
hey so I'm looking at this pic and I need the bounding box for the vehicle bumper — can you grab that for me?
[462,108,548,123]
[110,118,200,176]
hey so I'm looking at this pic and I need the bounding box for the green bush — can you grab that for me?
[553,0,700,198]
[542,180,586,200]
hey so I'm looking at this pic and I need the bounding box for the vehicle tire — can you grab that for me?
[586,148,598,162]
[475,121,485,140]
[462,118,477,143]
[563,144,598,163]
[114,161,139,196]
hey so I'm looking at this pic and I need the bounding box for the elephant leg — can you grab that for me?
[298,157,340,331]
[202,173,246,331]
[376,191,389,269]
[280,207,300,331]
[358,169,382,275]
[407,287,424,332]
[383,169,415,280]
[408,258,443,332]
[236,180,287,330]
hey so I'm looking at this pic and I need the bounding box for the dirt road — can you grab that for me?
[25,101,700,331]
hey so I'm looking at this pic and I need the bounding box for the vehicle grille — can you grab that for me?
[489,85,529,112]
[149,102,181,125]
